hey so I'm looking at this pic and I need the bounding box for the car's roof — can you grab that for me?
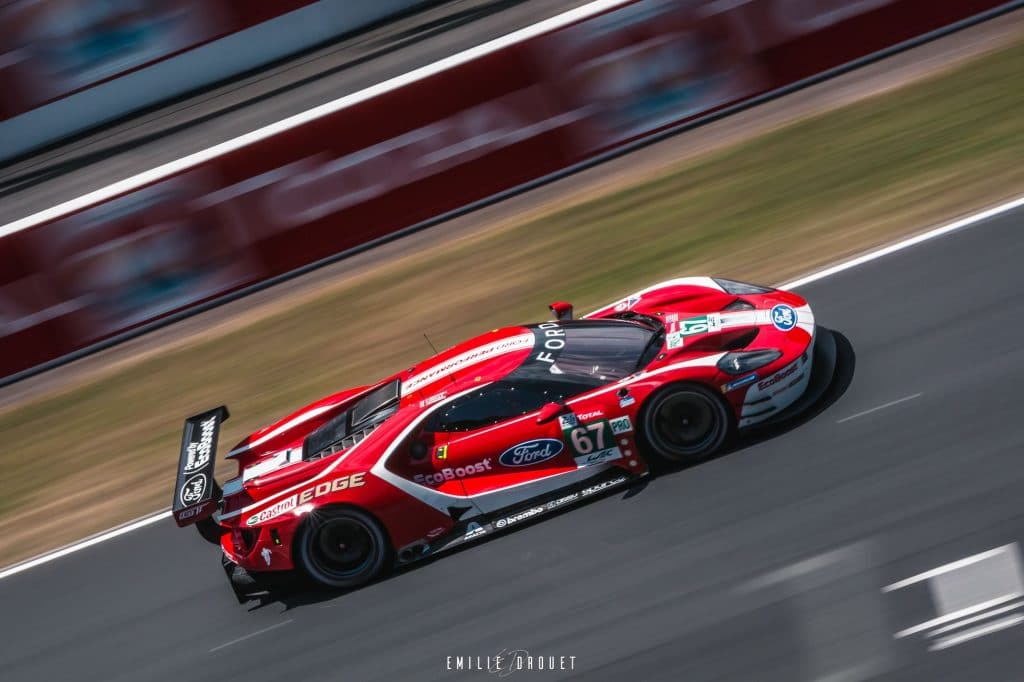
[397,319,653,403]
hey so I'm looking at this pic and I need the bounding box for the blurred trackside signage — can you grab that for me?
[0,1,319,121]
[0,0,1010,382]
[200,87,577,228]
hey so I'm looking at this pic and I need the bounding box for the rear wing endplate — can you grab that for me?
[172,406,229,527]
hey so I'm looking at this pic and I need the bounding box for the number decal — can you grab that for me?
[563,419,622,467]
[570,427,593,454]
[568,422,606,455]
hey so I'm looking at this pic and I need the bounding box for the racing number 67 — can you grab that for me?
[570,423,606,454]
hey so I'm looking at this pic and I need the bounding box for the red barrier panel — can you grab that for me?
[0,0,317,121]
[0,0,1012,381]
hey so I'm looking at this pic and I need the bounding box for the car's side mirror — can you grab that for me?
[549,301,573,321]
[536,401,571,425]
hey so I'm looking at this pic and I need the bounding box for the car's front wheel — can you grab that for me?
[641,383,732,465]
[295,507,390,589]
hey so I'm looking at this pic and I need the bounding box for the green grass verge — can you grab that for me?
[3,35,1024,562]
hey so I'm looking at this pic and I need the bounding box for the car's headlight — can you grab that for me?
[713,278,774,295]
[717,349,782,375]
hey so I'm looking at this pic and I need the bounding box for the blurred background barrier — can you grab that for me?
[0,0,1014,383]
[0,0,441,160]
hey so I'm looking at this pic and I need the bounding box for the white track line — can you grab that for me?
[2,191,1021,583]
[208,620,293,653]
[837,393,922,423]
[0,0,631,240]
[779,195,1024,289]
[930,614,1024,651]
[0,509,172,581]
[883,544,1018,592]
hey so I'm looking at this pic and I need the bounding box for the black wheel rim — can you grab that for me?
[309,517,376,580]
[650,391,722,457]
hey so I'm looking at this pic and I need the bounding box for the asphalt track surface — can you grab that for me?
[2,210,1023,681]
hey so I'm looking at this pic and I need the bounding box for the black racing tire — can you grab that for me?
[295,507,390,589]
[641,383,732,465]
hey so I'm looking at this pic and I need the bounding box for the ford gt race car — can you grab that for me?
[172,277,836,599]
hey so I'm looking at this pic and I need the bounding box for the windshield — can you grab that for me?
[510,320,656,383]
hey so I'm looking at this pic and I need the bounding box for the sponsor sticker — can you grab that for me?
[546,492,580,510]
[435,445,448,460]
[724,373,759,393]
[495,507,545,528]
[581,475,629,496]
[771,304,797,331]
[679,314,722,336]
[578,409,604,421]
[183,416,217,473]
[426,526,446,539]
[666,331,685,350]
[415,458,493,485]
[464,521,487,540]
[564,420,623,467]
[419,392,447,408]
[558,413,578,429]
[246,472,367,525]
[499,439,564,467]
[177,500,211,520]
[574,448,622,467]
[619,394,636,408]
[758,361,799,391]
[609,416,633,435]
[614,295,641,312]
[403,333,533,393]
[179,473,207,506]
[772,372,805,396]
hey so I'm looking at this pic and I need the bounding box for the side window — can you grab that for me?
[429,380,599,433]
[431,386,536,433]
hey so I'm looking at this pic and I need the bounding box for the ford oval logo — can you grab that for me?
[499,438,564,467]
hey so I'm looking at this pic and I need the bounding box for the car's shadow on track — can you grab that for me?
[243,330,856,612]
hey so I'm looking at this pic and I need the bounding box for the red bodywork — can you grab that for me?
[172,277,815,575]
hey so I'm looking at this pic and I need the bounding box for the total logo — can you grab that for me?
[414,458,493,486]
[495,507,545,528]
[499,439,564,467]
[771,304,797,331]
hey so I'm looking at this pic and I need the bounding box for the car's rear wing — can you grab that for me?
[172,406,229,527]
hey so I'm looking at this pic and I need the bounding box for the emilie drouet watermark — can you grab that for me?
[446,649,577,677]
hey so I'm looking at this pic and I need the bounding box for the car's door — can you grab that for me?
[430,380,611,513]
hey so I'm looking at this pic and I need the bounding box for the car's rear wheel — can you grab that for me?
[642,384,732,465]
[295,507,390,589]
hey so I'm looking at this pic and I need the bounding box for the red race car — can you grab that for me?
[172,277,835,599]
